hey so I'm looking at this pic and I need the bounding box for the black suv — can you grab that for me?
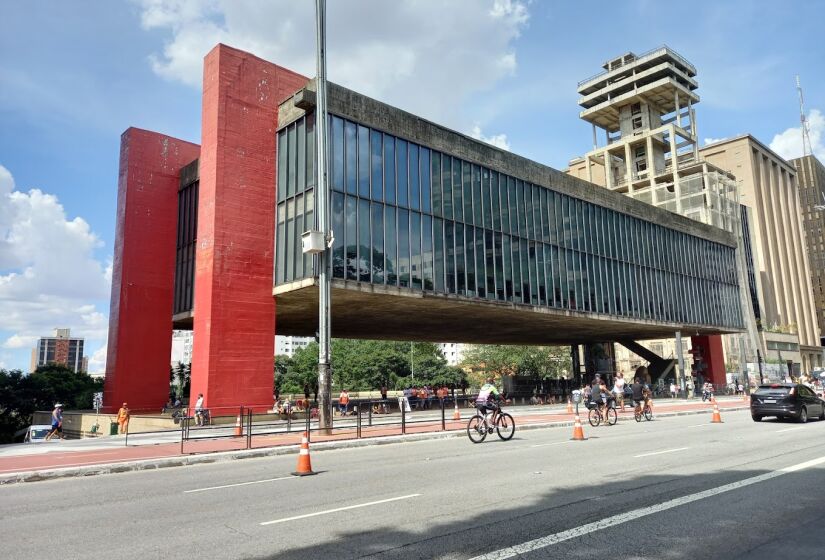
[750,383,825,423]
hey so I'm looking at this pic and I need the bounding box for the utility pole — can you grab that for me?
[315,0,332,432]
[797,75,813,157]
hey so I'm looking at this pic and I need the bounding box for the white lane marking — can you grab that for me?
[470,455,825,560]
[260,494,421,526]
[530,441,572,448]
[775,427,805,433]
[686,423,711,428]
[633,447,690,458]
[185,476,295,494]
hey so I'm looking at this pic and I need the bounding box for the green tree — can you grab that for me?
[173,361,190,399]
[462,345,571,388]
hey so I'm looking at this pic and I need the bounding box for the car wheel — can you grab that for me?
[819,408,825,421]
[752,415,762,422]
[799,407,808,424]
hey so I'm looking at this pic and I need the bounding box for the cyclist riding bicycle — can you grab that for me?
[630,377,649,413]
[476,377,501,420]
[589,374,611,419]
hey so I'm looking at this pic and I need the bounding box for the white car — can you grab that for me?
[24,424,53,443]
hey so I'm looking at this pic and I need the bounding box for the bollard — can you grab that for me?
[180,415,186,454]
[246,409,253,449]
[441,398,446,430]
[357,406,362,438]
[124,419,129,447]
[287,409,292,433]
[368,399,373,426]
[305,409,311,443]
[401,402,406,435]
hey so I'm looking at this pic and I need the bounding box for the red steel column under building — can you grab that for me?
[190,45,307,409]
[690,334,727,385]
[103,128,200,412]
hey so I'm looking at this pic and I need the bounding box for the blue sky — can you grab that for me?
[1,0,823,372]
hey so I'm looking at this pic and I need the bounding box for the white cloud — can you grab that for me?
[88,344,107,374]
[769,109,825,162]
[136,0,529,129]
[0,164,111,367]
[470,125,511,151]
[703,137,729,146]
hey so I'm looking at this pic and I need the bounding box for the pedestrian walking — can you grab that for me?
[613,372,626,410]
[669,382,677,399]
[44,403,64,441]
[117,402,130,434]
[194,393,205,426]
[338,389,349,416]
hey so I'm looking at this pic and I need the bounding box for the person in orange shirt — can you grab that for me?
[117,402,130,434]
[338,389,350,416]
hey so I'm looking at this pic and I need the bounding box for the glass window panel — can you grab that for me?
[442,156,453,220]
[494,232,505,300]
[398,209,410,287]
[512,235,522,302]
[409,144,420,210]
[422,214,433,290]
[526,240,536,304]
[287,123,297,197]
[297,118,306,194]
[277,131,287,203]
[482,168,492,230]
[358,199,371,282]
[558,247,569,308]
[302,189,314,276]
[345,195,357,280]
[491,173,502,231]
[445,221,456,293]
[535,186,545,242]
[357,125,369,198]
[485,229,495,299]
[502,233,513,301]
[410,212,422,289]
[539,243,549,306]
[500,175,510,233]
[332,116,344,192]
[465,225,476,295]
[345,120,357,195]
[306,112,315,189]
[276,203,286,283]
[473,165,483,226]
[420,147,430,213]
[383,134,396,204]
[429,150,440,216]
[453,157,463,222]
[516,180,526,237]
[456,223,466,294]
[397,139,408,207]
[371,203,384,284]
[508,177,518,236]
[332,192,345,278]
[551,246,561,307]
[370,130,383,201]
[475,227,486,298]
[463,162,473,224]
[384,206,397,285]
[434,217,445,293]
[289,195,300,281]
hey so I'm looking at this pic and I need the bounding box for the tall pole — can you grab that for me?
[315,0,332,432]
[675,331,685,392]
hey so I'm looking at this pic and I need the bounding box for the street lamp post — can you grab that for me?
[314,0,332,432]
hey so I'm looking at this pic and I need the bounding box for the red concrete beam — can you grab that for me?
[103,128,200,412]
[191,44,308,409]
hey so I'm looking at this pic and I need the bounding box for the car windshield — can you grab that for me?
[754,386,792,396]
[30,428,51,439]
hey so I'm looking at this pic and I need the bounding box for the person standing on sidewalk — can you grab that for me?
[44,403,64,441]
[117,402,130,434]
[338,389,350,416]
[613,372,626,410]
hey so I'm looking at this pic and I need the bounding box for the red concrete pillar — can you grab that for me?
[104,128,200,412]
[191,44,307,409]
[690,334,726,386]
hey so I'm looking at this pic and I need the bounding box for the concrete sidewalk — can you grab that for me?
[0,397,750,484]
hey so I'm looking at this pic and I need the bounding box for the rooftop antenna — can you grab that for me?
[797,75,813,157]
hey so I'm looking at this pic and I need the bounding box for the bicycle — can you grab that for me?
[634,401,653,422]
[466,404,516,443]
[587,400,617,427]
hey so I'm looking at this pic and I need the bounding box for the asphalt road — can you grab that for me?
[3,409,825,559]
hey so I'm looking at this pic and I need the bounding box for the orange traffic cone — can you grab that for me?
[566,398,573,414]
[233,413,243,437]
[453,400,461,421]
[570,414,586,441]
[711,398,723,423]
[292,432,316,476]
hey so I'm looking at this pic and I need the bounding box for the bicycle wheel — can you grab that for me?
[588,408,601,427]
[634,408,642,422]
[467,415,487,443]
[606,407,617,426]
[643,405,653,421]
[495,412,516,441]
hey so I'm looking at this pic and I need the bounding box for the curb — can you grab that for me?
[0,405,749,485]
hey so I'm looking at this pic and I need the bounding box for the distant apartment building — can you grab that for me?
[790,154,825,344]
[170,330,193,365]
[438,343,467,366]
[701,136,822,373]
[30,328,86,373]
[275,335,313,358]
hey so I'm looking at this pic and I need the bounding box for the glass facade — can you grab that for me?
[276,112,743,330]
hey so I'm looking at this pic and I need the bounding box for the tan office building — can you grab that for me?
[701,136,822,372]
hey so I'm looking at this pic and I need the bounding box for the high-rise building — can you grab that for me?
[790,154,825,345]
[701,137,822,373]
[170,330,193,365]
[438,343,467,366]
[30,328,86,373]
[275,336,313,358]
